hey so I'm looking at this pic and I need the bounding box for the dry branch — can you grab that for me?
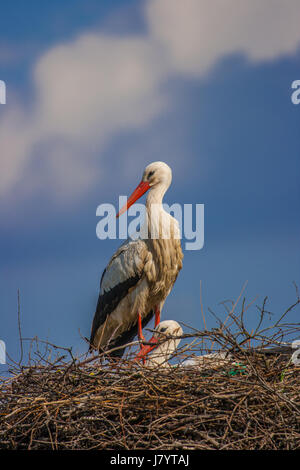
[0,294,299,450]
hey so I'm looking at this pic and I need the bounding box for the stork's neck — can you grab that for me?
[144,181,180,243]
[146,182,168,209]
[146,183,169,237]
[146,338,181,367]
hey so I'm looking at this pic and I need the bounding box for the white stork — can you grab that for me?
[144,321,296,369]
[89,161,183,361]
[144,320,233,369]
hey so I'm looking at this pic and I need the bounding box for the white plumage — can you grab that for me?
[145,320,233,369]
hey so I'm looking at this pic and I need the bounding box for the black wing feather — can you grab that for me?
[89,273,140,349]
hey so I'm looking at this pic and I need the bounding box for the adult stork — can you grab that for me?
[89,161,183,361]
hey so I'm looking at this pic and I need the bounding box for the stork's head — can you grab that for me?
[142,161,172,188]
[152,320,183,340]
[117,161,172,218]
[145,320,183,367]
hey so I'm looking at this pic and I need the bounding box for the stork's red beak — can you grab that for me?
[116,180,150,218]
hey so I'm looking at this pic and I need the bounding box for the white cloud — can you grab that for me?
[0,34,167,200]
[147,0,300,76]
[34,34,168,139]
[1,0,300,203]
[0,107,37,195]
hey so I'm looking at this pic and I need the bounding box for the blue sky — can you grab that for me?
[1,0,300,367]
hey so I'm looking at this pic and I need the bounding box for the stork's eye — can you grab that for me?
[160,327,167,333]
[148,170,155,179]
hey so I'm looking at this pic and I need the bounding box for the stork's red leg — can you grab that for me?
[154,305,160,327]
[137,313,145,348]
[135,307,160,364]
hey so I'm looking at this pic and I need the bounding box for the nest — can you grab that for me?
[1,292,300,450]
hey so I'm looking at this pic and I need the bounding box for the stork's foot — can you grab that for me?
[135,337,159,364]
